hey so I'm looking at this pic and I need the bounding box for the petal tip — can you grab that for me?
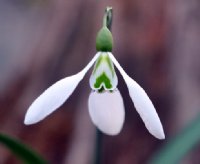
[156,132,165,140]
[24,110,41,125]
[24,119,32,125]
[24,116,36,125]
[151,127,165,140]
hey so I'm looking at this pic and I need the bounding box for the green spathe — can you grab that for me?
[96,27,113,52]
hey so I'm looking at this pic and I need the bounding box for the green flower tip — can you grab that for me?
[96,27,113,52]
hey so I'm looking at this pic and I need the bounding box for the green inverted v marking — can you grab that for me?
[94,72,112,89]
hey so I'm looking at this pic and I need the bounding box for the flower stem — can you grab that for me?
[94,129,103,164]
[103,7,113,30]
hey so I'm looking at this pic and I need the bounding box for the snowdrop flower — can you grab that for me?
[24,7,165,139]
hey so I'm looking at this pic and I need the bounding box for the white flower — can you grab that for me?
[25,7,165,139]
[24,52,165,139]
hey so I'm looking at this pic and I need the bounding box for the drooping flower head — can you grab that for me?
[24,7,165,139]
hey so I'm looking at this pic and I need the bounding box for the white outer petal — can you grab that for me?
[24,52,100,125]
[108,53,165,139]
[88,90,125,135]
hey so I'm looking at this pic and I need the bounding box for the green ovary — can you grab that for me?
[94,72,112,90]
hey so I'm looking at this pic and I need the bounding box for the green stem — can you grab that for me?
[103,7,113,30]
[94,129,103,164]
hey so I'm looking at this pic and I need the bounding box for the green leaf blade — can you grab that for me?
[149,113,200,164]
[0,133,47,164]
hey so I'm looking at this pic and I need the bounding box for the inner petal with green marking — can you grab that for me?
[90,52,118,91]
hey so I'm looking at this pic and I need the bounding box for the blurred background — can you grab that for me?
[0,0,200,163]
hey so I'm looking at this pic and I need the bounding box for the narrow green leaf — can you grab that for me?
[0,133,47,164]
[149,113,200,164]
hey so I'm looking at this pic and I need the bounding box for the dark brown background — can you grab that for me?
[0,0,200,163]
